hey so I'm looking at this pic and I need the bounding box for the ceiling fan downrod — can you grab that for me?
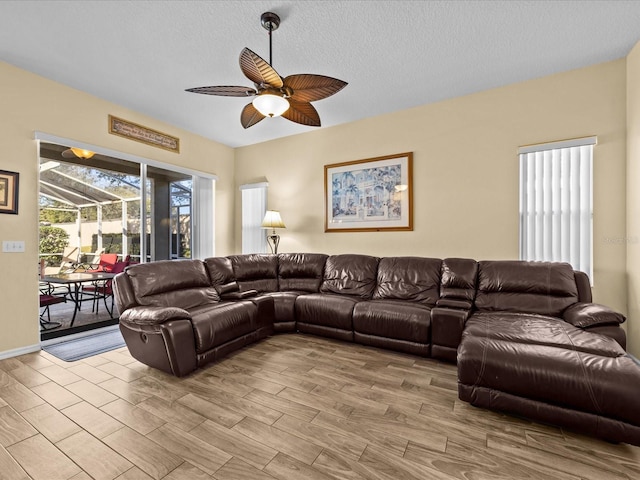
[260,11,280,67]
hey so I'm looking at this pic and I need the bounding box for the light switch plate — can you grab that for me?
[2,240,25,253]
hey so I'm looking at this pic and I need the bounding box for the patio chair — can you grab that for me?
[81,260,129,317]
[85,253,118,273]
[75,248,105,271]
[58,246,80,273]
[39,284,66,330]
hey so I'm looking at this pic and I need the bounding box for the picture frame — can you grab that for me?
[325,152,413,232]
[0,170,19,215]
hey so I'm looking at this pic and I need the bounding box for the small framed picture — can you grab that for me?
[0,170,19,215]
[325,152,413,232]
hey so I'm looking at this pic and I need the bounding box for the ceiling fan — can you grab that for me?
[186,12,347,129]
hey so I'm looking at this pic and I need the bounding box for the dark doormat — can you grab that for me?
[42,328,126,362]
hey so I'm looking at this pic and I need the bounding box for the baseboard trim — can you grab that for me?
[0,343,41,360]
[0,324,122,360]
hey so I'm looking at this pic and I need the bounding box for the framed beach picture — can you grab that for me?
[325,152,413,232]
[0,170,19,215]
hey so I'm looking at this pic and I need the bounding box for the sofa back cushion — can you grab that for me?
[204,257,238,294]
[229,254,278,293]
[475,260,578,317]
[320,254,379,299]
[278,253,328,292]
[125,259,219,310]
[440,258,478,301]
[373,257,441,305]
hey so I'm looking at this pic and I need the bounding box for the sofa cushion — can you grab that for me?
[204,257,238,294]
[259,291,301,327]
[464,312,624,358]
[278,253,328,292]
[125,260,219,310]
[295,293,360,331]
[440,258,478,302]
[372,257,440,305]
[475,261,578,317]
[229,254,278,293]
[353,300,431,343]
[458,316,640,429]
[320,254,379,299]
[189,301,257,353]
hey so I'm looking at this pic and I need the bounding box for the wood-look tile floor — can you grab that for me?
[1,333,639,480]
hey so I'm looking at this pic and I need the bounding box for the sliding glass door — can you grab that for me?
[39,143,142,267]
[143,165,193,262]
[38,138,215,338]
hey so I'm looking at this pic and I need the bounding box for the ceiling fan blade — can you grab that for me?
[185,85,257,97]
[282,100,321,127]
[241,102,266,129]
[240,48,283,89]
[284,74,347,102]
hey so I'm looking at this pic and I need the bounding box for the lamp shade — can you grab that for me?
[253,93,290,117]
[70,147,95,159]
[261,210,286,229]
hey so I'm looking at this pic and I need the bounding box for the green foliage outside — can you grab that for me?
[91,233,142,256]
[39,208,76,224]
[39,200,142,225]
[39,226,69,266]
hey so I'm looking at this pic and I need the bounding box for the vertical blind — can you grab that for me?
[519,137,595,279]
[192,176,215,260]
[241,182,268,254]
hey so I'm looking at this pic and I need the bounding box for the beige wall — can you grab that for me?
[236,59,629,335]
[627,45,640,356]
[1,55,634,357]
[0,61,234,355]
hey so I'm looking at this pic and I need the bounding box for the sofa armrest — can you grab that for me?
[119,319,197,376]
[431,307,471,362]
[436,298,473,310]
[216,281,239,295]
[221,289,259,300]
[119,306,191,326]
[563,302,626,328]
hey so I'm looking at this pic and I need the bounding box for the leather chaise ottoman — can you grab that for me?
[456,260,638,444]
[458,313,640,443]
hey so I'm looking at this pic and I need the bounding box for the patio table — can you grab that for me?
[40,272,116,327]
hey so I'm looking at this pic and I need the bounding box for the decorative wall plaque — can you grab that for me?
[108,115,180,153]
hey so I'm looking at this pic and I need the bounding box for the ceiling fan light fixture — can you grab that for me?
[186,11,346,129]
[69,147,95,160]
[253,92,290,117]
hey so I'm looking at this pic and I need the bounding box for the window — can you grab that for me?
[519,136,595,279]
[241,182,268,254]
[36,132,216,265]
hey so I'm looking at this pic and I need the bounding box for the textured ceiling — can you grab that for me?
[2,1,640,148]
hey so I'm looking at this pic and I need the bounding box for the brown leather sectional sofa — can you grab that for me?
[112,253,640,445]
